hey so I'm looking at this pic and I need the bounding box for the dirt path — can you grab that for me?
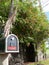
[24,62,34,65]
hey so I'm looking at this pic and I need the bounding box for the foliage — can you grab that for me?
[12,1,49,45]
[0,0,11,38]
[0,0,11,21]
[41,41,47,53]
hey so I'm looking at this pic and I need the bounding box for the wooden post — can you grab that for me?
[0,54,12,65]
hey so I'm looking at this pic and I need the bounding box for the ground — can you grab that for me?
[24,59,49,65]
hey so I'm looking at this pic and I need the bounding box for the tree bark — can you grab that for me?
[4,0,17,37]
[8,0,14,17]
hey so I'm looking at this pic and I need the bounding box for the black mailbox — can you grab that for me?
[0,38,5,53]
[5,34,19,53]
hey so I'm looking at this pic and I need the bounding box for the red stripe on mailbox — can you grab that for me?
[8,46,16,50]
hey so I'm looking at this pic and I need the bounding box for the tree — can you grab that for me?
[12,1,49,45]
[0,0,49,63]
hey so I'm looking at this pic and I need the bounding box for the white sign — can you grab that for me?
[5,34,19,53]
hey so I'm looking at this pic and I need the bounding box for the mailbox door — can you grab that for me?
[5,34,19,53]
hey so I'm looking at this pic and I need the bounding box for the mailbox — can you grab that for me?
[0,38,5,53]
[5,34,19,53]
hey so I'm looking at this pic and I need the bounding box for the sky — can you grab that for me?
[41,0,49,12]
[41,0,49,20]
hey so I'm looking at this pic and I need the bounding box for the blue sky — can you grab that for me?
[45,12,49,20]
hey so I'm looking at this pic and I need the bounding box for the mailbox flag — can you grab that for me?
[8,46,16,50]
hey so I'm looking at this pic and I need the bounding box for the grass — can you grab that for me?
[27,59,49,65]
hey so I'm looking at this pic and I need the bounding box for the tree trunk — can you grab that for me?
[4,0,17,37]
[8,0,14,17]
